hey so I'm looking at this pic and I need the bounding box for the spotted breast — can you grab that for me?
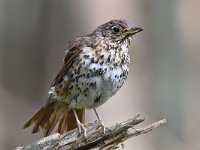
[58,37,131,109]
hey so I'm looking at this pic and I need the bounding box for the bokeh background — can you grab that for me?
[0,0,200,149]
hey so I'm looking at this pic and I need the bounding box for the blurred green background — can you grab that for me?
[0,0,200,149]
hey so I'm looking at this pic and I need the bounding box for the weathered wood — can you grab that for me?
[16,114,166,150]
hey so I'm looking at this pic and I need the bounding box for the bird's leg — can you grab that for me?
[72,108,87,137]
[93,108,106,134]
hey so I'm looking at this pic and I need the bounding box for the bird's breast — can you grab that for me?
[66,47,130,109]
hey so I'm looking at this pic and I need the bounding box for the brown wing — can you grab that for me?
[51,47,81,86]
[51,36,94,87]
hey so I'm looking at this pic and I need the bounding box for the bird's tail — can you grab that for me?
[23,101,85,136]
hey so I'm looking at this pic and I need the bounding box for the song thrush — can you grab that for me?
[23,19,143,137]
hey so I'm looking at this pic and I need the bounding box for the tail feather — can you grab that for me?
[44,111,61,136]
[23,107,46,129]
[57,113,68,134]
[44,111,57,136]
[40,107,54,128]
[23,101,85,136]
[24,103,55,134]
[62,113,68,132]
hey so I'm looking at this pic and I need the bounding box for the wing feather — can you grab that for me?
[51,36,94,87]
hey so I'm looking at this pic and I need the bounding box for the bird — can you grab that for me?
[23,19,143,137]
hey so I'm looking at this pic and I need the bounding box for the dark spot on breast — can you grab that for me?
[95,58,100,64]
[100,61,104,65]
[69,85,73,90]
[89,82,96,88]
[75,84,81,92]
[94,68,102,76]
[75,77,80,82]
[100,55,104,59]
[70,73,74,78]
[91,58,95,63]
[107,55,111,62]
[74,68,77,73]
[94,94,102,103]
[87,73,90,78]
[77,87,81,92]
[84,55,90,58]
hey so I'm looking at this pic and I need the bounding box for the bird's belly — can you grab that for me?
[69,64,128,109]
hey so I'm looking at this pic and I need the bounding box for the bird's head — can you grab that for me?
[92,19,143,45]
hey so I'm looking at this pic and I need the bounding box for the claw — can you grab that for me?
[77,121,87,137]
[94,108,106,134]
[99,121,106,134]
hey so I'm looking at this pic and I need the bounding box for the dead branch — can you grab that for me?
[16,114,166,150]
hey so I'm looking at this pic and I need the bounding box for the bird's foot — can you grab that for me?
[96,120,106,134]
[77,122,87,138]
[72,108,87,138]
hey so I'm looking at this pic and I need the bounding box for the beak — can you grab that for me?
[124,27,143,35]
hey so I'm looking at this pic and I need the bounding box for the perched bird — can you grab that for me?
[23,19,143,137]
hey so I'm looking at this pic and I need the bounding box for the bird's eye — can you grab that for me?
[111,26,120,33]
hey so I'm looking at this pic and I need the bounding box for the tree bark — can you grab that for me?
[16,114,166,150]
